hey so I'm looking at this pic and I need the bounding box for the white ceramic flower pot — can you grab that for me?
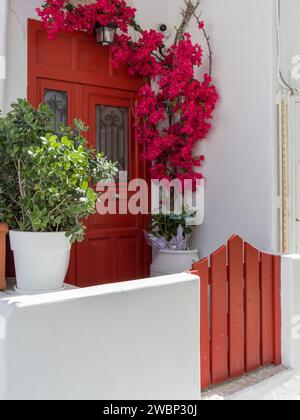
[9,231,71,294]
[150,249,199,277]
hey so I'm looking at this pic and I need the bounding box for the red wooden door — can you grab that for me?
[76,85,148,286]
[28,20,150,287]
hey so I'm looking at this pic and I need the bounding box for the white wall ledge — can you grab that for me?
[0,273,198,310]
[0,273,200,400]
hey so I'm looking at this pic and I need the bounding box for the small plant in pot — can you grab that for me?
[145,210,199,277]
[0,99,117,293]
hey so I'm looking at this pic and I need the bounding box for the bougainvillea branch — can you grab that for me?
[37,0,218,190]
[174,0,201,45]
[110,1,218,188]
[193,7,213,77]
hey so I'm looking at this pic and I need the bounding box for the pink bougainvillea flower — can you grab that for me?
[36,0,136,39]
[37,0,218,190]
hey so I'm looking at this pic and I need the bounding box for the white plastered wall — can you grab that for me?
[0,273,200,400]
[278,0,300,253]
[3,0,279,257]
[281,256,300,371]
[0,0,9,111]
[168,0,278,257]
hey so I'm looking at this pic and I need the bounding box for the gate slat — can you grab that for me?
[211,245,228,384]
[273,256,282,366]
[260,252,274,365]
[228,235,245,378]
[245,243,261,372]
[193,258,210,389]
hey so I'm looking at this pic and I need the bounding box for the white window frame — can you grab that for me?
[279,92,300,253]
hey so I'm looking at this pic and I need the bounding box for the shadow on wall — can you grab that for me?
[5,236,15,278]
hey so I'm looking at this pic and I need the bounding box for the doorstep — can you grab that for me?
[202,365,293,400]
[0,278,77,298]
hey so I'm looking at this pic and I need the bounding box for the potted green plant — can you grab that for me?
[145,211,199,277]
[0,99,117,293]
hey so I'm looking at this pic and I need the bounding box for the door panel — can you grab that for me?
[77,237,112,287]
[36,78,76,126]
[76,85,147,287]
[116,236,141,281]
[36,31,73,70]
[95,105,129,173]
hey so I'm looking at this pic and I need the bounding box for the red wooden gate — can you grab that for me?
[192,235,282,389]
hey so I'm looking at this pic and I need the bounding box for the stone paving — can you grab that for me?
[262,373,300,400]
[202,365,288,400]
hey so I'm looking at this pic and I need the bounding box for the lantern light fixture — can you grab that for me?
[94,22,117,46]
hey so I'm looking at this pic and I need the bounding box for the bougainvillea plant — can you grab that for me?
[37,0,218,190]
[36,0,136,38]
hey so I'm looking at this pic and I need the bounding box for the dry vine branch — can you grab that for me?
[174,0,201,45]
[70,0,97,6]
[130,19,166,62]
[173,0,213,76]
[193,9,213,76]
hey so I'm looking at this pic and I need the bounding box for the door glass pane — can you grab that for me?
[96,105,129,173]
[44,90,68,131]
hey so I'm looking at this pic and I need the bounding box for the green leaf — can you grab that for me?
[81,181,88,190]
[65,2,75,12]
